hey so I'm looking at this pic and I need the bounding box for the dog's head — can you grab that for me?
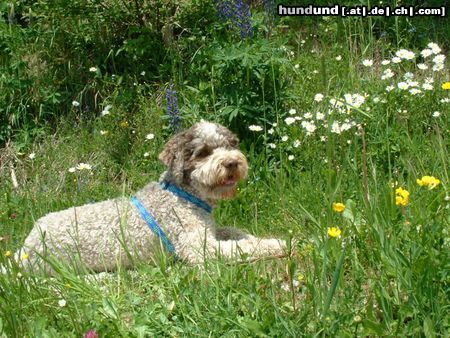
[159,121,248,201]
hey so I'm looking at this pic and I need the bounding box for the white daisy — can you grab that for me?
[249,125,263,132]
[362,59,373,67]
[417,63,428,70]
[314,93,324,102]
[420,49,433,58]
[76,163,92,171]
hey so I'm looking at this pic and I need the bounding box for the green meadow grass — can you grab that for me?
[1,2,449,337]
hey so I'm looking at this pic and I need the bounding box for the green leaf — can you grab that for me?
[423,317,436,338]
[362,319,385,336]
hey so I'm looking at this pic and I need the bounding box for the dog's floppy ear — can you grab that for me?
[159,130,192,183]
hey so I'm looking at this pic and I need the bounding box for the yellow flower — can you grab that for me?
[4,250,12,257]
[442,82,450,90]
[120,120,129,128]
[21,253,29,261]
[332,202,346,213]
[416,175,440,189]
[327,227,342,238]
[395,187,410,206]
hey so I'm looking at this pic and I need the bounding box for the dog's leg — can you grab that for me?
[177,231,286,263]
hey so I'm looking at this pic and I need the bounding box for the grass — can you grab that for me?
[1,3,449,337]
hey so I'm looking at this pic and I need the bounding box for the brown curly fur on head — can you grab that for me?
[159,121,248,202]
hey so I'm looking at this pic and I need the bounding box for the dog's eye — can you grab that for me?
[196,147,212,158]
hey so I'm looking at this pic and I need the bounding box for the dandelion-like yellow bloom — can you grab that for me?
[4,250,12,257]
[21,253,29,261]
[442,82,450,90]
[120,120,129,128]
[416,176,440,189]
[395,187,410,206]
[327,227,342,238]
[332,202,346,213]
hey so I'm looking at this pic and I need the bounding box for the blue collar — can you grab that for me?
[131,196,176,256]
[160,181,213,213]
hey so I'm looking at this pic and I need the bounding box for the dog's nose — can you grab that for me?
[223,159,239,169]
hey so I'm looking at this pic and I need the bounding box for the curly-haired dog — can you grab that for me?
[17,121,286,272]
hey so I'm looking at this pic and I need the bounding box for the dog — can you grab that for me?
[17,121,286,273]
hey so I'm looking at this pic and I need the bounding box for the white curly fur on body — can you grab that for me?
[18,121,286,273]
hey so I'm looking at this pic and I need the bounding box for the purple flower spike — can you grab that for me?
[166,85,181,131]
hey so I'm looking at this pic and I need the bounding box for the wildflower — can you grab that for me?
[288,155,295,161]
[72,101,80,107]
[268,143,276,149]
[293,140,300,148]
[432,63,444,72]
[281,135,288,142]
[284,117,296,125]
[441,98,450,103]
[84,330,99,338]
[294,64,300,69]
[395,49,415,60]
[392,57,401,63]
[353,315,362,323]
[288,108,296,115]
[58,299,67,307]
[409,88,422,95]
[432,111,440,117]
[316,112,325,120]
[304,122,316,135]
[416,175,440,189]
[386,85,395,92]
[68,167,76,173]
[249,125,263,132]
[21,253,29,261]
[89,67,97,72]
[145,133,155,140]
[397,82,409,90]
[140,71,146,76]
[442,82,450,90]
[332,202,345,212]
[432,54,446,64]
[427,42,441,54]
[215,0,252,39]
[166,85,182,130]
[99,130,108,135]
[327,227,342,238]
[381,59,391,65]
[395,187,410,206]
[303,112,313,119]
[28,152,36,160]
[314,93,324,102]
[344,93,366,108]
[335,55,342,61]
[381,69,394,80]
[4,251,12,257]
[420,49,433,58]
[119,120,129,128]
[417,63,428,70]
[143,152,150,158]
[101,105,112,116]
[268,128,274,134]
[76,163,92,171]
[422,83,433,90]
[362,59,373,67]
